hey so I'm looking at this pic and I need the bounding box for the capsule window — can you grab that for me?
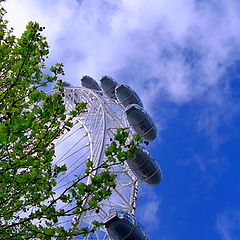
[141,168,149,175]
[118,212,125,219]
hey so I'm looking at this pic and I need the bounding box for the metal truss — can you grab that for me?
[51,87,138,239]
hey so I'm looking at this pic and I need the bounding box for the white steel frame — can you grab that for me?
[51,87,138,240]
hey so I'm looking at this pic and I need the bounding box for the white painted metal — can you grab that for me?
[52,87,138,239]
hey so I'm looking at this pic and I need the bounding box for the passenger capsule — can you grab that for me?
[125,104,157,141]
[81,76,101,91]
[127,147,161,186]
[61,81,71,87]
[115,84,143,107]
[100,76,118,99]
[104,210,149,240]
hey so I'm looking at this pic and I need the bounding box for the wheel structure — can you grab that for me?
[51,86,139,240]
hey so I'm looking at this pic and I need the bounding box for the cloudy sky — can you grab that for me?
[4,0,240,239]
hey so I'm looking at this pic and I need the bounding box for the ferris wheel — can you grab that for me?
[51,76,162,240]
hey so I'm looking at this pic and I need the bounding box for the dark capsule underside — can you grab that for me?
[127,147,161,186]
[105,216,146,240]
[100,76,118,99]
[81,76,101,91]
[126,104,157,141]
[115,84,143,108]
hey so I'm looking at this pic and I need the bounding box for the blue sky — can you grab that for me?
[4,0,240,239]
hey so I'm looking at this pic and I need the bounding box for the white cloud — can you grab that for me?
[196,85,239,149]
[141,198,160,224]
[4,0,240,145]
[136,184,161,229]
[4,0,240,101]
[217,210,240,240]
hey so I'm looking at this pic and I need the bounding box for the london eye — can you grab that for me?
[51,76,162,239]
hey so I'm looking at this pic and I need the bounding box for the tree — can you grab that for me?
[0,2,142,239]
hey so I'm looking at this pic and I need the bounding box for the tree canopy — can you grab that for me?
[0,2,142,239]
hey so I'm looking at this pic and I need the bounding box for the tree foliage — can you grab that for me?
[0,2,142,239]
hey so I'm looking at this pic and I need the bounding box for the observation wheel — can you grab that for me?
[52,86,137,239]
[51,76,161,240]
